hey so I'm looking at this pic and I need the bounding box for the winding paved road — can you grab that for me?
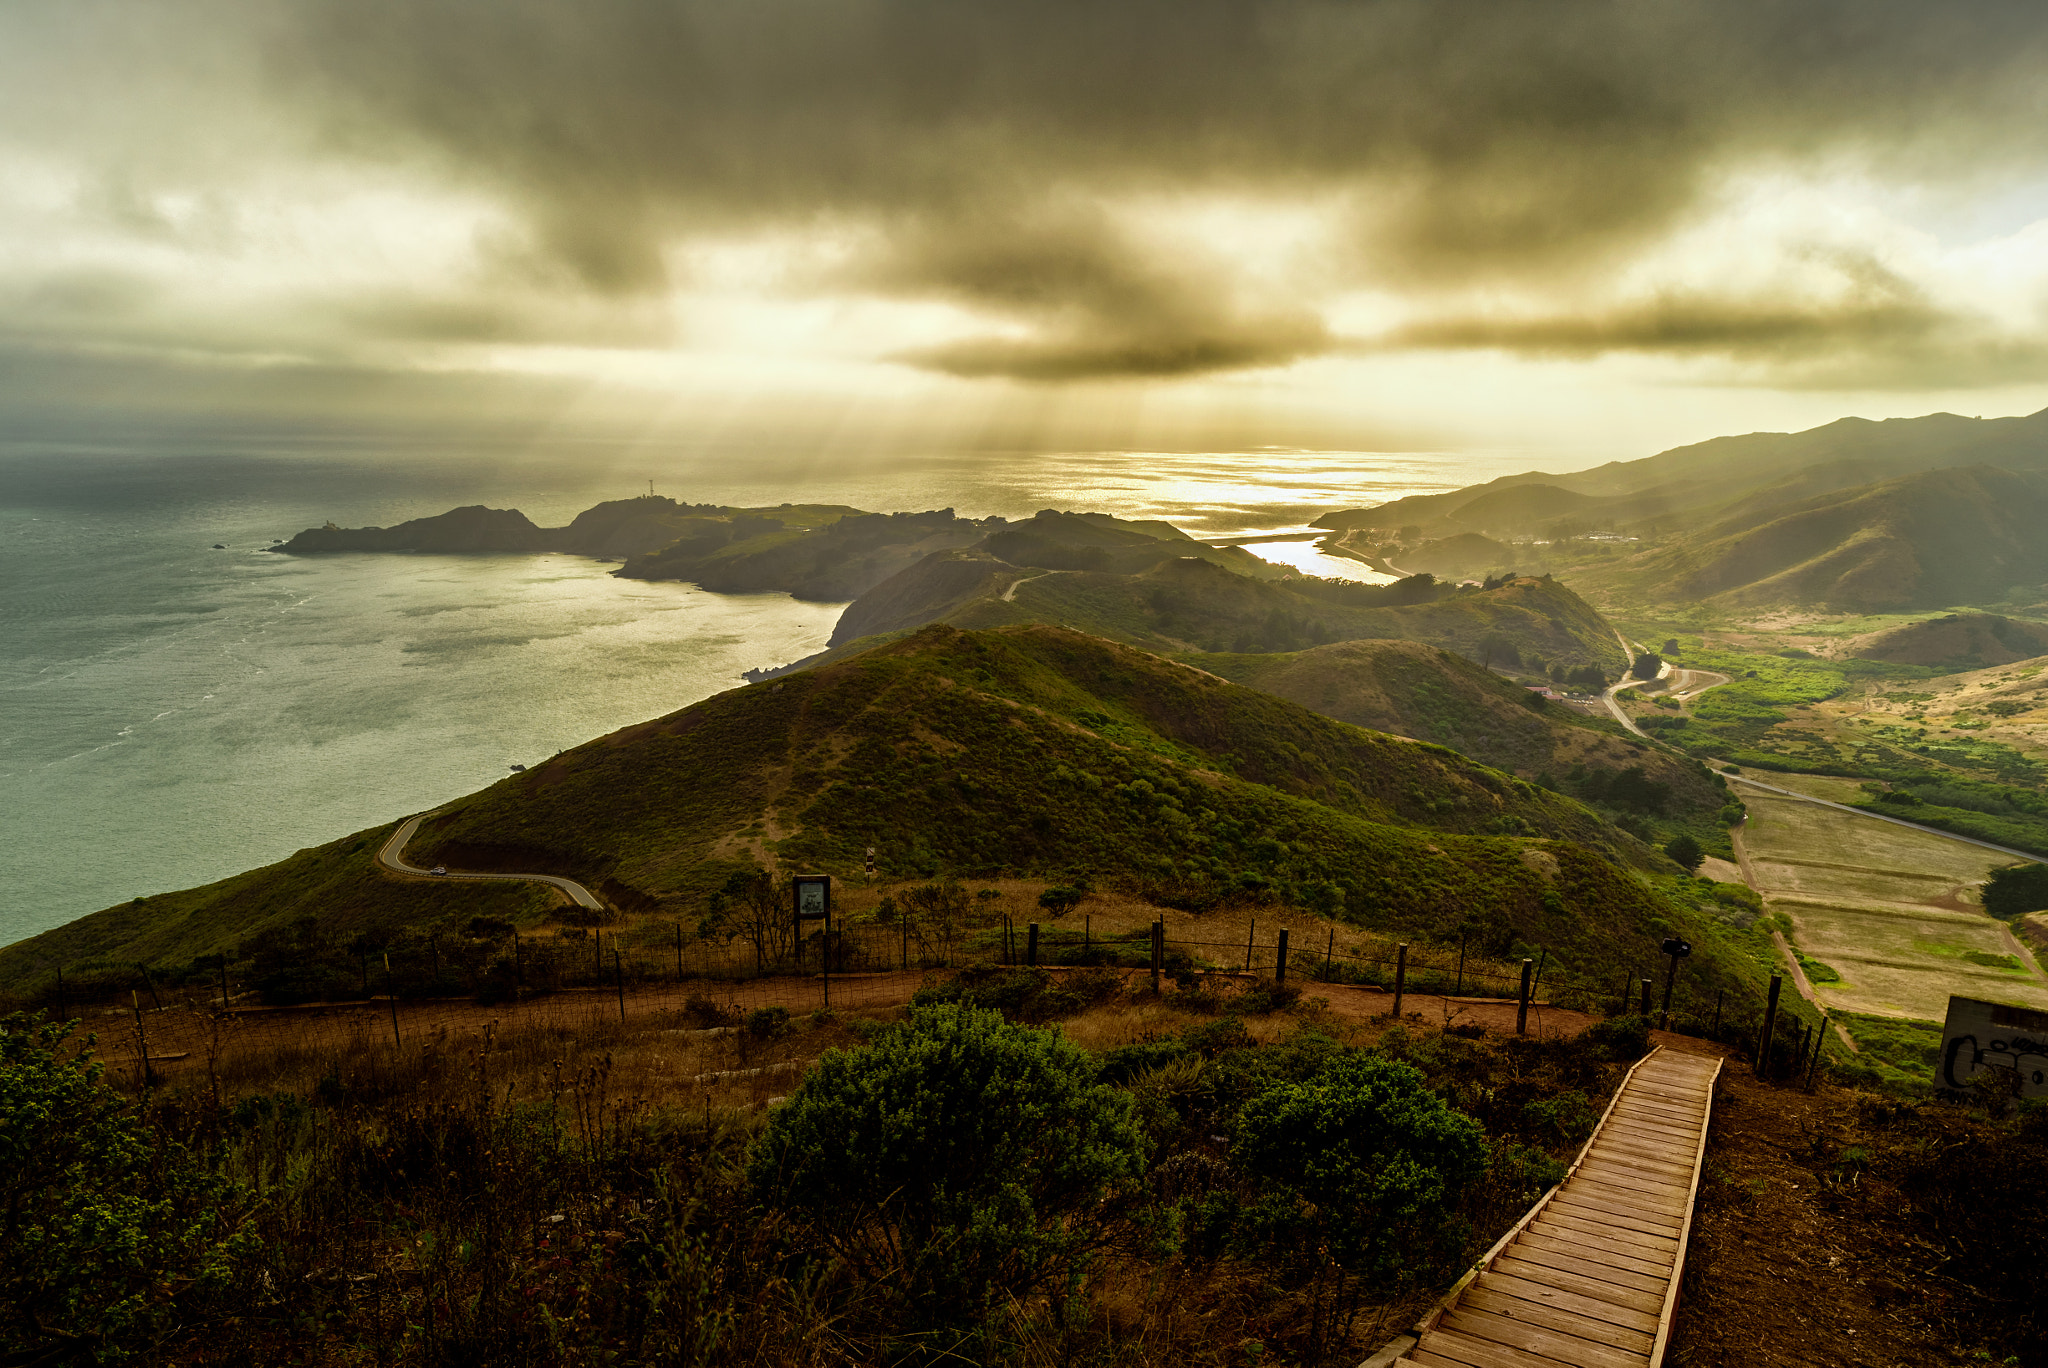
[377,812,606,910]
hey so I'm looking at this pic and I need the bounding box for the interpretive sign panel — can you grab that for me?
[794,874,830,921]
[1937,994,2048,1099]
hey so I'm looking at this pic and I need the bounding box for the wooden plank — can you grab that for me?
[1514,1231,1673,1279]
[1460,1285,1657,1356]
[1569,1164,1690,1199]
[1588,1137,1695,1169]
[1565,1177,1689,1217]
[1531,1211,1678,1257]
[1649,1056,1721,1366]
[1579,1151,1694,1183]
[1442,1307,1651,1368]
[1600,1117,1697,1142]
[1411,1349,1498,1368]
[1421,1325,1616,1368]
[1490,1257,1665,1316]
[1610,1103,1703,1128]
[1476,1270,1661,1334]
[1546,1191,1684,1238]
[1618,1083,1705,1105]
[1499,1243,1670,1297]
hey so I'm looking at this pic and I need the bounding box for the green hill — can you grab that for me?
[1182,638,1736,849]
[1590,466,2048,612]
[619,507,992,599]
[1400,532,1520,580]
[833,551,1627,676]
[1847,612,2048,670]
[0,625,1762,1011]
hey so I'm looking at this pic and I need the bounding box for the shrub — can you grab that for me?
[744,1005,790,1039]
[749,1004,1146,1325]
[1037,885,1086,917]
[1585,1013,1651,1061]
[0,1015,254,1360]
[1982,862,2048,920]
[1232,1053,1486,1273]
[1663,833,1704,873]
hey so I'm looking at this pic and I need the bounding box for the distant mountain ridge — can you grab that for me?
[1590,465,2048,612]
[1316,407,2048,545]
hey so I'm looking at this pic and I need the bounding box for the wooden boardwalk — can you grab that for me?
[1393,1047,1723,1368]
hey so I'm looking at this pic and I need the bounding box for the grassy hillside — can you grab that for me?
[620,507,993,600]
[1847,612,2048,670]
[1189,639,1738,856]
[847,554,1628,675]
[1585,467,2048,613]
[0,827,552,996]
[2,625,1768,1014]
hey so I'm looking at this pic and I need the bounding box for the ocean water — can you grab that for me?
[1,439,1522,943]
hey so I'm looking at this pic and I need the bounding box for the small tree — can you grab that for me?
[1663,833,1705,873]
[1037,885,1085,918]
[1631,652,1663,681]
[1235,1054,1486,1340]
[750,1004,1145,1326]
[1983,862,2048,920]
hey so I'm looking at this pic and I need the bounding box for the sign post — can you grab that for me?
[794,874,831,1010]
[1658,936,1692,1029]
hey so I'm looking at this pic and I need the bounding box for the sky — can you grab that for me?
[7,1,2048,468]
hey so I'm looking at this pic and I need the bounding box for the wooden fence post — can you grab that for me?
[131,991,148,1091]
[614,950,626,1022]
[1150,921,1163,996]
[1325,927,1335,975]
[1517,958,1534,1036]
[1027,922,1039,967]
[1455,934,1467,996]
[1245,919,1255,973]
[1712,989,1723,1036]
[1391,943,1408,1018]
[1755,974,1783,1080]
[385,953,401,1048]
[1639,977,1652,1017]
[1275,929,1290,985]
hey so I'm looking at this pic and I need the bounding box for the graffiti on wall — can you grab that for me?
[1937,995,2048,1100]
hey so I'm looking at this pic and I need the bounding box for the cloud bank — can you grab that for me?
[6,0,2048,394]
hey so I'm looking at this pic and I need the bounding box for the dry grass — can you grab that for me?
[1735,792,2048,1019]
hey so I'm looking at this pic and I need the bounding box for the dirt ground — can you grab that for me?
[1664,1032,2007,1368]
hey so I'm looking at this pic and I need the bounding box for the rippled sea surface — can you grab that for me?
[2,438,1528,941]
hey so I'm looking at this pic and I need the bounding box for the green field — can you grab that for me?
[1735,789,2048,1020]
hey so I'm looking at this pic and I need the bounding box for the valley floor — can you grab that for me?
[1727,782,2048,1020]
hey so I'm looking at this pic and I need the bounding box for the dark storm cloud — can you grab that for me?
[270,0,2048,380]
[1378,255,1949,358]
